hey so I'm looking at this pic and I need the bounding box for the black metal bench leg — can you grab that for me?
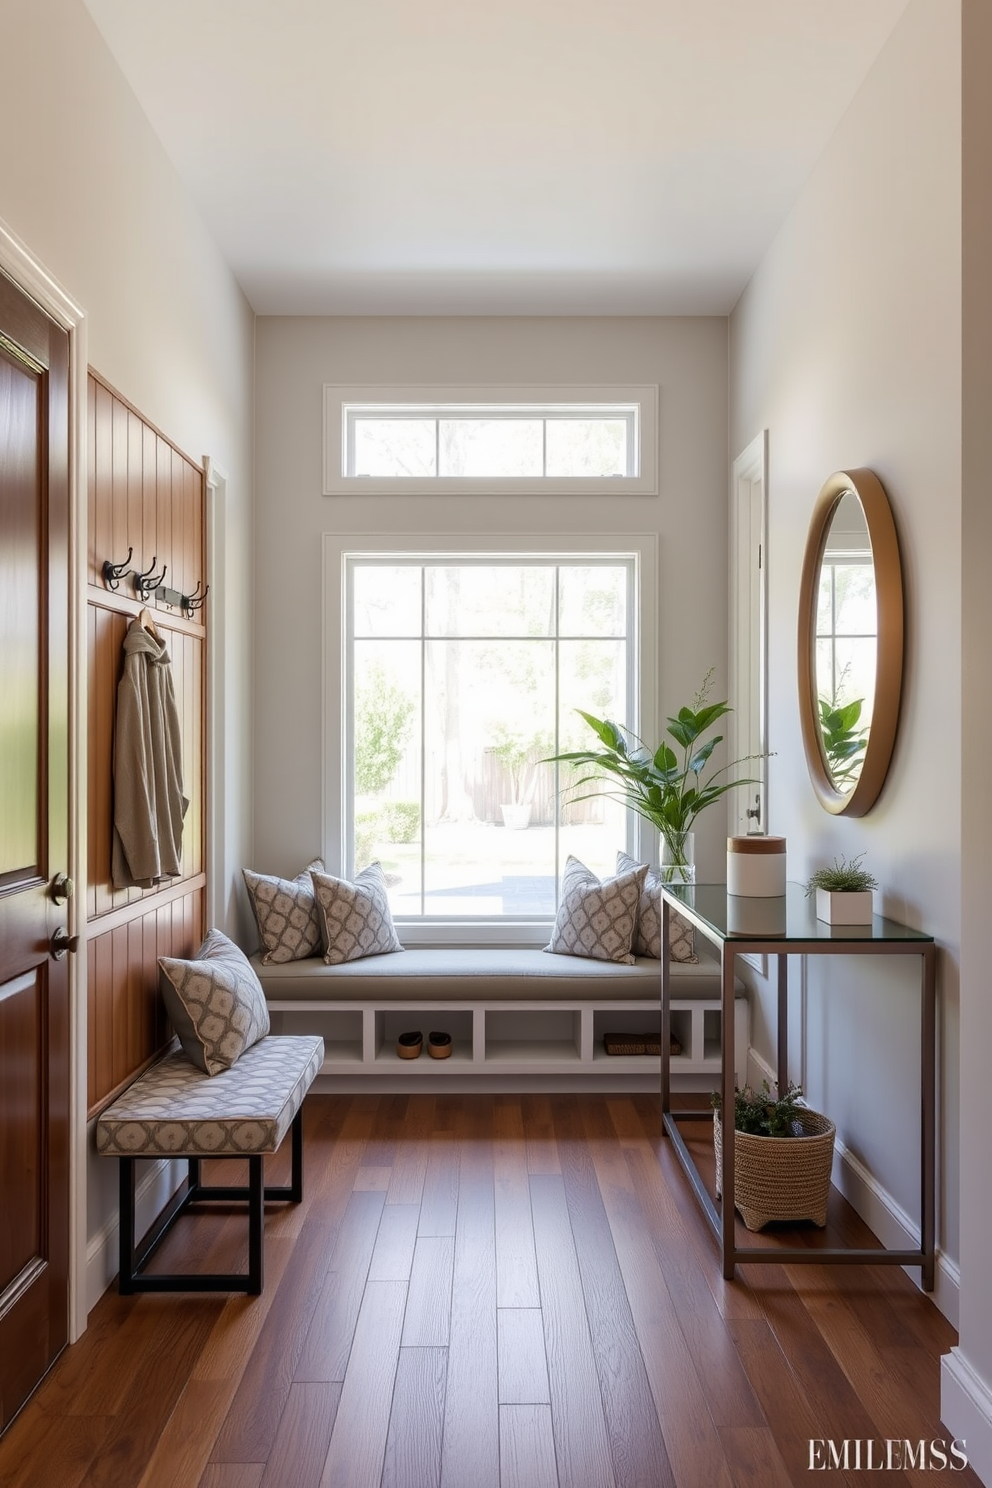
[114,1106,306,1294]
[247,1155,264,1295]
[119,1158,138,1296]
[290,1107,304,1203]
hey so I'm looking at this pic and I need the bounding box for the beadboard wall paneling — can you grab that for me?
[85,885,205,1116]
[86,371,207,1112]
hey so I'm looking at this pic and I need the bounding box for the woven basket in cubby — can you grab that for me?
[713,1107,836,1231]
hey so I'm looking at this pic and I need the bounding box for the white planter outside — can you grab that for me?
[815,888,874,924]
[500,803,532,830]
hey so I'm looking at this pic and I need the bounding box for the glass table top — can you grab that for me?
[661,880,933,945]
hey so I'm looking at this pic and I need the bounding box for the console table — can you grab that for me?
[660,881,936,1288]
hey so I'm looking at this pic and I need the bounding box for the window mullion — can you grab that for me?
[420,566,427,914]
[553,565,561,907]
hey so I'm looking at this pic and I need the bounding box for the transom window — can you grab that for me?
[345,556,635,920]
[323,384,659,495]
[347,404,636,480]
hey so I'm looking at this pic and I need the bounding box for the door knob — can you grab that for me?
[51,928,80,961]
[51,873,75,905]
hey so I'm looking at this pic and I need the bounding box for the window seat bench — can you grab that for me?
[252,948,748,1094]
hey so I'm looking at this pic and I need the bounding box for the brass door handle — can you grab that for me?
[51,928,80,961]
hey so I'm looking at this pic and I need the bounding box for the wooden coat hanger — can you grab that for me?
[137,606,160,640]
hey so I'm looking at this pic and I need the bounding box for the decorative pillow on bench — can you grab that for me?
[545,855,647,965]
[159,928,270,1075]
[310,862,404,965]
[617,850,697,963]
[243,858,325,963]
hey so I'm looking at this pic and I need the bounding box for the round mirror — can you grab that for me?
[797,469,903,816]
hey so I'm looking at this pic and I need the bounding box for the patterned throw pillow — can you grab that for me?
[159,928,271,1076]
[243,859,325,963]
[545,855,647,965]
[617,851,697,964]
[310,862,404,965]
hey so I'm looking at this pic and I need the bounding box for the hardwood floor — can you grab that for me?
[0,1094,977,1488]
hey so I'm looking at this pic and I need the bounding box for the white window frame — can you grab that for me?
[323,532,659,945]
[323,384,659,496]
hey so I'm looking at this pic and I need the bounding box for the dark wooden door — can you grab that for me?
[0,269,71,1431]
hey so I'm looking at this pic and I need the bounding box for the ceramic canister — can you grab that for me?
[727,835,787,897]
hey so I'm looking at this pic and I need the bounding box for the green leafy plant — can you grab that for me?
[818,696,869,785]
[804,853,878,896]
[711,1080,807,1137]
[354,663,416,797]
[381,801,421,843]
[545,670,761,879]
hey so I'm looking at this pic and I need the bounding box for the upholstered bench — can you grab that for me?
[252,948,748,1090]
[97,1033,323,1295]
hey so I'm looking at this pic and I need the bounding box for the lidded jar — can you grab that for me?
[727,835,787,897]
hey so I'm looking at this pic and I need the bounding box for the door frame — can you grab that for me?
[729,430,768,835]
[0,216,88,1343]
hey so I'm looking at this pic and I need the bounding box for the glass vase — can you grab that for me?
[660,830,695,884]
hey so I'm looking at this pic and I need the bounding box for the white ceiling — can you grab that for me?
[82,0,911,317]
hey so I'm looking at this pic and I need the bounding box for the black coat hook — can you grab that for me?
[102,547,133,591]
[182,581,209,616]
[132,558,167,601]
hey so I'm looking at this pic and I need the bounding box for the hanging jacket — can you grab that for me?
[112,620,189,889]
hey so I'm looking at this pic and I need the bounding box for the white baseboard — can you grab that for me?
[86,1157,185,1313]
[941,1348,992,1486]
[745,1046,959,1324]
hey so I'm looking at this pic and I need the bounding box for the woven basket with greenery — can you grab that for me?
[714,1106,836,1231]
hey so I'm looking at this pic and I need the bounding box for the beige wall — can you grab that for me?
[0,0,256,935]
[253,314,729,880]
[947,0,992,1473]
[0,0,255,1308]
[731,0,963,1308]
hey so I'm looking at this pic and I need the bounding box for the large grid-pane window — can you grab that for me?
[347,558,634,919]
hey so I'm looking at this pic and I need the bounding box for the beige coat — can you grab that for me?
[112,621,189,889]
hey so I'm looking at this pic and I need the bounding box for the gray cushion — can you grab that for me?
[253,946,743,1003]
[159,928,271,1075]
[96,1035,324,1157]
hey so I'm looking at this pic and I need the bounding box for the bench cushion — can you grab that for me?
[96,1034,324,1158]
[253,947,743,1003]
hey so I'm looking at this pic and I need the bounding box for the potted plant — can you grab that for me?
[711,1081,836,1231]
[545,670,760,880]
[804,853,877,924]
[489,724,550,830]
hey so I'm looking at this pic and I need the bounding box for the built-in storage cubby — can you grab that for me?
[373,1009,475,1067]
[266,993,748,1092]
[485,1009,583,1067]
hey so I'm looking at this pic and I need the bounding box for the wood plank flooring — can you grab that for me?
[0,1094,978,1488]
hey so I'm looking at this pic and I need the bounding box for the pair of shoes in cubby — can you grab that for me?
[396,1030,452,1060]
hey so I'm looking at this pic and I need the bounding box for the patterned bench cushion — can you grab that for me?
[96,1034,323,1158]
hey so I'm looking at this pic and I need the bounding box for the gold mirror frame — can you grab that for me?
[797,468,904,816]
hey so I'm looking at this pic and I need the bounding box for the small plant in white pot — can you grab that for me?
[489,724,550,830]
[804,853,878,925]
